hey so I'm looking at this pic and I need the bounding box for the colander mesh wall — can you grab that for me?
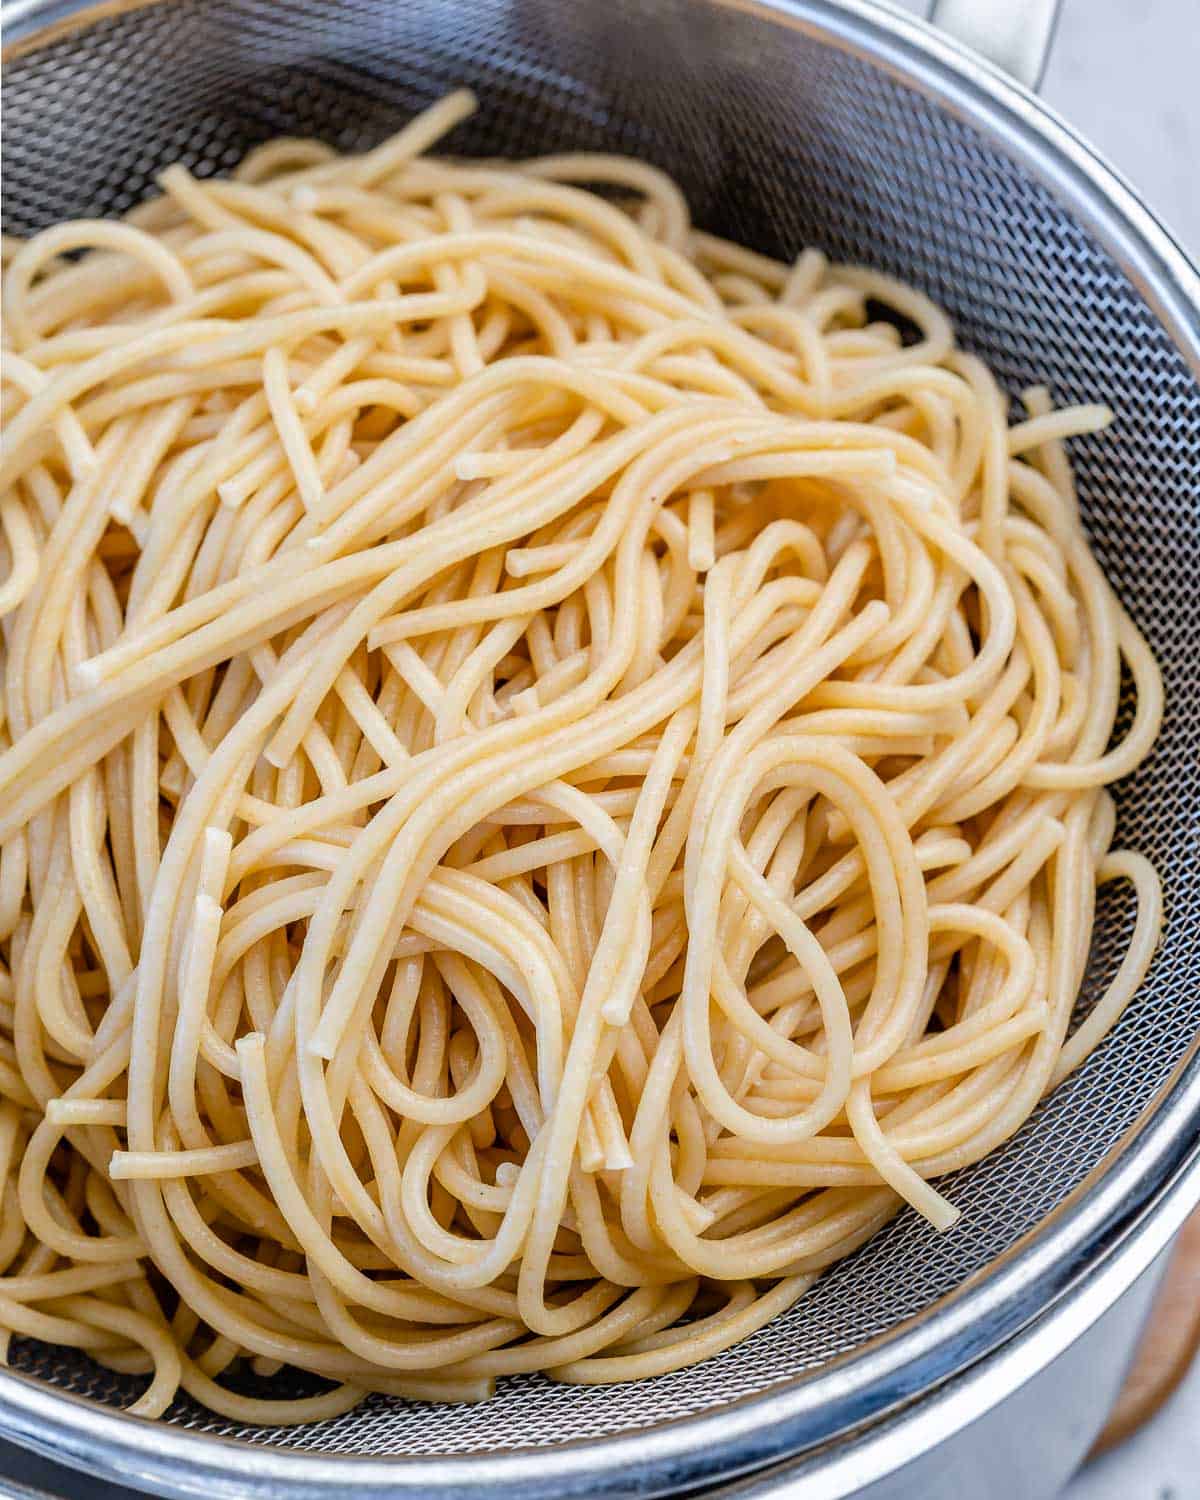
[3,0,1199,1459]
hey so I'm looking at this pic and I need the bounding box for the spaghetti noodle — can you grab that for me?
[0,90,1163,1421]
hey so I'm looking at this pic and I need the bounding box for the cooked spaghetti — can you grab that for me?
[0,90,1163,1421]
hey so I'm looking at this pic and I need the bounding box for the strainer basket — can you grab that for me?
[2,1,1199,1496]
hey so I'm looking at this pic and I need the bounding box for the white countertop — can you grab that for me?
[1069,1355,1200,1500]
[893,0,1199,256]
[1040,0,1198,257]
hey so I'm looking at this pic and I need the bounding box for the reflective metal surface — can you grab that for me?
[931,0,1063,88]
[2,1,1199,1496]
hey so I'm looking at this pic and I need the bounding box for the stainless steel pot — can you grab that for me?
[2,2,1199,1497]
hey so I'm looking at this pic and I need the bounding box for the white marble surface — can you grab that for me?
[1068,1353,1200,1500]
[1040,0,1198,255]
[893,0,1199,253]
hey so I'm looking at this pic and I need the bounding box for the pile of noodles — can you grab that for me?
[0,92,1162,1421]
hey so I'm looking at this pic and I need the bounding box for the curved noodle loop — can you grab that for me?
[0,92,1162,1419]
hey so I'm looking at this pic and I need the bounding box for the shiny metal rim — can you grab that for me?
[718,1147,1200,1500]
[0,1,1198,1495]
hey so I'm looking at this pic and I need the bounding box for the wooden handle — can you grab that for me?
[1091,1207,1200,1456]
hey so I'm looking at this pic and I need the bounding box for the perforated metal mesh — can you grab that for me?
[3,0,1199,1466]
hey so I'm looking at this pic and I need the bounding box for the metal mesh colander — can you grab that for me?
[2,0,1200,1490]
